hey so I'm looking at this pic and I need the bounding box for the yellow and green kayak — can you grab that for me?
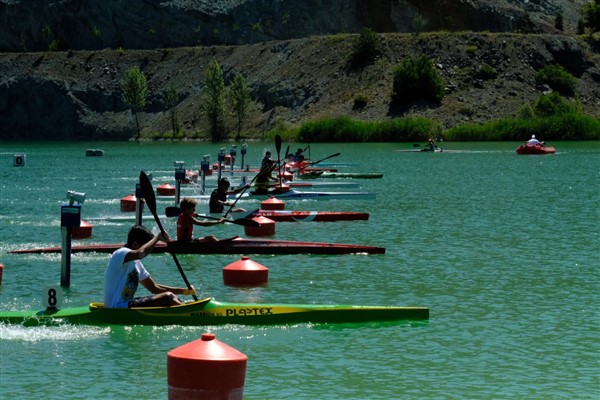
[0,298,428,327]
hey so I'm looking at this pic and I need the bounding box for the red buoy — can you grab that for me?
[157,183,176,196]
[260,197,285,210]
[272,183,290,192]
[223,256,269,286]
[278,171,294,181]
[168,333,247,400]
[120,194,139,212]
[72,220,93,239]
[244,216,276,236]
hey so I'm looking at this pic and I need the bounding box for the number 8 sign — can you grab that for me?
[42,286,63,309]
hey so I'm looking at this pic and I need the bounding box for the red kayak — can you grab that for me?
[10,236,384,255]
[245,209,369,222]
[516,144,556,155]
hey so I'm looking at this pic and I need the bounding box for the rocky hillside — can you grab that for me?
[0,1,598,140]
[0,0,591,51]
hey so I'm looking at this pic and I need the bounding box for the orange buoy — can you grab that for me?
[278,171,294,181]
[157,183,176,196]
[72,220,93,239]
[120,194,143,212]
[223,256,269,286]
[261,197,285,210]
[244,216,276,236]
[168,333,247,400]
[272,183,290,192]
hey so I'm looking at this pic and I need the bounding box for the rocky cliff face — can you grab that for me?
[1,32,598,140]
[0,1,598,140]
[0,0,590,52]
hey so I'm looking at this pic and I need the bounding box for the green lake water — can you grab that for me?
[0,141,598,399]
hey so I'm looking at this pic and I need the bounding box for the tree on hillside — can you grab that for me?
[392,56,444,105]
[163,86,180,137]
[351,28,381,65]
[121,66,148,139]
[203,58,226,141]
[228,73,251,141]
[579,0,600,33]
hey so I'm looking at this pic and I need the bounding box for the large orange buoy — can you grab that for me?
[272,183,290,193]
[157,183,176,196]
[223,256,269,286]
[278,171,294,181]
[72,220,93,239]
[168,333,247,400]
[120,194,143,212]
[261,197,285,210]
[244,216,276,236]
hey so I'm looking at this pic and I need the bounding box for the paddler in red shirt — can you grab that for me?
[177,197,225,242]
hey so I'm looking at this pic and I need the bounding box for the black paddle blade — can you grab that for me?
[139,171,161,228]
[275,134,282,154]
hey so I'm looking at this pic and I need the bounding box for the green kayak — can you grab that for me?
[0,297,428,327]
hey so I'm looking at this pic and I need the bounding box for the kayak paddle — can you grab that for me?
[139,170,198,301]
[308,152,341,165]
[165,206,259,227]
[275,134,283,189]
[223,158,276,217]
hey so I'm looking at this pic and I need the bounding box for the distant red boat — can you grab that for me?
[516,144,556,155]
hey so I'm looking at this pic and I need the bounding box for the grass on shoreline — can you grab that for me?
[269,113,600,142]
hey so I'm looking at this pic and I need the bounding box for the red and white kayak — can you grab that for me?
[9,236,385,255]
[238,209,369,222]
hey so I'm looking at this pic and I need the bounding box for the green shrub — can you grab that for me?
[353,94,368,109]
[444,113,599,141]
[478,63,498,80]
[392,56,445,104]
[298,116,439,142]
[351,28,381,65]
[535,64,577,96]
[533,92,580,117]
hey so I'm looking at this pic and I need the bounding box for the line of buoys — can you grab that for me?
[157,183,176,196]
[168,333,247,399]
[244,216,275,236]
[72,220,93,239]
[223,256,269,286]
[13,154,26,167]
[261,197,285,210]
[120,194,142,212]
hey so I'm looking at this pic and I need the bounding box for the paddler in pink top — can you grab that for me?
[177,197,225,242]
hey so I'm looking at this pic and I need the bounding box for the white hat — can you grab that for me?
[531,135,536,139]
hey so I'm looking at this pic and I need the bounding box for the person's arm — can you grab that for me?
[124,233,166,262]
[191,215,225,227]
[140,276,195,295]
[227,184,250,195]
